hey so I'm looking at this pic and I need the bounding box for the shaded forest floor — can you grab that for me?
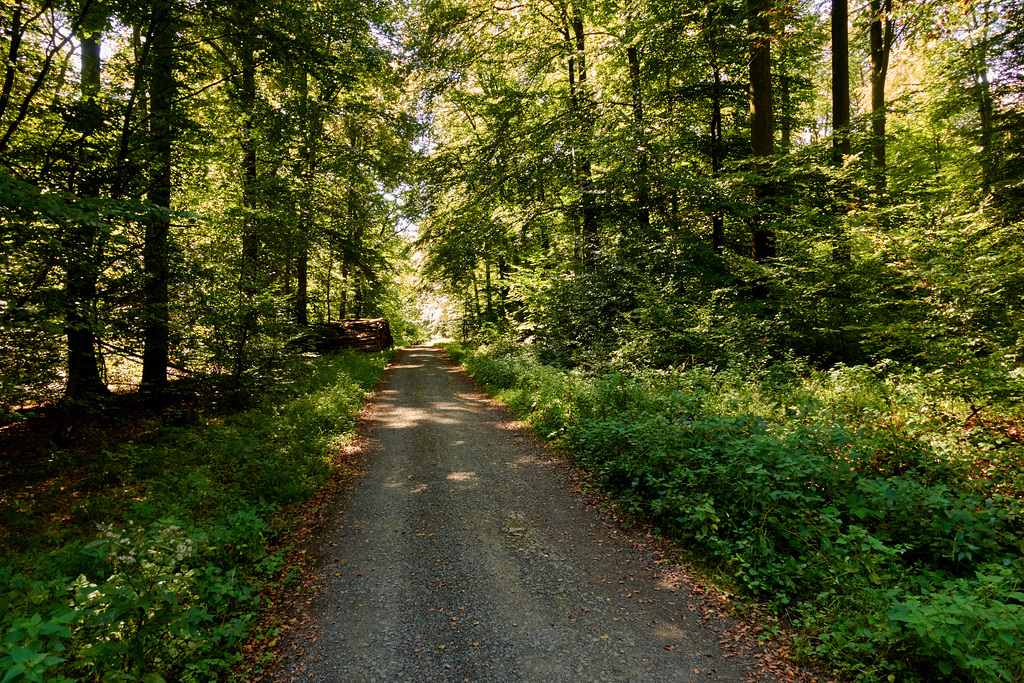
[0,352,394,682]
[0,389,210,554]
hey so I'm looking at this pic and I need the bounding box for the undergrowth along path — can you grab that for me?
[269,346,795,682]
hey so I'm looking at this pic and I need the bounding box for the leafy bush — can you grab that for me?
[1,350,391,682]
[444,342,1024,682]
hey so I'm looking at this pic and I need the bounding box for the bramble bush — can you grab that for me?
[0,350,392,683]
[441,342,1024,682]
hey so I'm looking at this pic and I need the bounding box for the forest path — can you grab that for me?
[269,346,780,682]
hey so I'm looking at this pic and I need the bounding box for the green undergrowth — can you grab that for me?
[440,341,1024,683]
[0,350,393,683]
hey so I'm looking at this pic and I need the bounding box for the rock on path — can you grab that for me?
[270,346,781,682]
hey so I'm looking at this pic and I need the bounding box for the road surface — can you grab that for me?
[269,346,784,682]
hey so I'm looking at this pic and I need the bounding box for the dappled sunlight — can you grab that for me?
[387,407,432,429]
[654,622,692,644]
[446,471,478,482]
[374,395,484,431]
[508,455,544,469]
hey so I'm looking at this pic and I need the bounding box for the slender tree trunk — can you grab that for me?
[708,14,725,253]
[978,66,994,195]
[354,280,363,318]
[294,71,313,327]
[563,5,596,260]
[497,253,509,319]
[340,263,348,320]
[64,2,107,401]
[0,0,23,125]
[472,270,481,322]
[711,72,725,252]
[626,46,650,234]
[238,45,259,291]
[749,0,775,263]
[484,257,494,322]
[325,264,333,325]
[869,0,892,191]
[232,30,259,391]
[779,42,791,152]
[971,1,995,195]
[832,0,850,164]
[141,0,175,392]
[81,42,100,100]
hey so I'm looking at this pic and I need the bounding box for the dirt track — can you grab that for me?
[269,346,785,682]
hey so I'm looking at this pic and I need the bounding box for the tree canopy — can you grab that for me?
[411,0,1024,386]
[3,1,1024,680]
[1,0,417,407]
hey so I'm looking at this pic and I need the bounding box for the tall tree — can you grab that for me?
[140,0,175,392]
[832,0,850,164]
[748,0,774,262]
[567,2,598,257]
[869,0,893,190]
[626,45,650,235]
[63,1,109,400]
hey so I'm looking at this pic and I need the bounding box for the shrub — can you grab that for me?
[0,350,392,682]
[447,343,1024,682]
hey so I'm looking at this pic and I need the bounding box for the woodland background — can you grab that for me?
[2,0,1023,680]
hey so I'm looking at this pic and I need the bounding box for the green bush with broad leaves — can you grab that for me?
[440,342,1024,682]
[1,350,392,683]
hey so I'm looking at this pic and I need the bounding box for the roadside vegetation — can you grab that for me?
[441,341,1024,683]
[0,350,393,683]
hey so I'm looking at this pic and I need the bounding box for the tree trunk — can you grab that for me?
[869,0,892,191]
[832,0,851,164]
[484,257,494,322]
[81,41,100,100]
[472,270,481,322]
[0,0,23,125]
[970,1,996,195]
[63,2,108,401]
[779,41,791,152]
[626,46,650,235]
[708,14,725,253]
[140,0,175,392]
[749,0,775,263]
[327,261,333,322]
[340,263,348,320]
[232,30,259,391]
[497,253,509,319]
[239,45,259,291]
[564,5,597,258]
[294,71,313,327]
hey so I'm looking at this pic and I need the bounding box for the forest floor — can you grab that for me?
[0,388,206,549]
[253,346,824,683]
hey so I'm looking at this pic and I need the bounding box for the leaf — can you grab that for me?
[8,646,37,665]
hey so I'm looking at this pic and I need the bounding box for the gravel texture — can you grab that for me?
[269,346,783,682]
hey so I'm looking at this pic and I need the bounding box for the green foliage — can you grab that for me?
[0,351,391,682]
[886,566,1024,682]
[445,342,1024,682]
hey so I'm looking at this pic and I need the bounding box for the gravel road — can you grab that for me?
[270,346,783,682]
